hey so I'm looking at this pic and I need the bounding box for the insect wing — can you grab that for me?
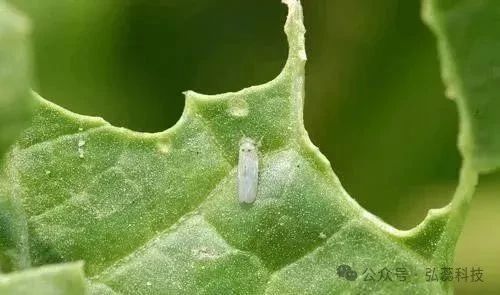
[238,142,259,203]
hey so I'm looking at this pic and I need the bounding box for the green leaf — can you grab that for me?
[423,0,500,173]
[0,0,33,157]
[0,175,30,272]
[0,262,87,294]
[420,4,500,292]
[0,0,32,273]
[0,0,485,293]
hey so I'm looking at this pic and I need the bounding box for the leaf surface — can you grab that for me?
[0,0,32,156]
[0,262,86,295]
[423,0,500,173]
[0,0,32,273]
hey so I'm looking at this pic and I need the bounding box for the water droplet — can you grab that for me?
[146,281,152,286]
[228,98,249,117]
[77,138,86,159]
[78,147,85,159]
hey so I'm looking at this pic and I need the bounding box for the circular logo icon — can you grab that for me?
[337,264,358,281]
[345,269,358,281]
[337,264,351,277]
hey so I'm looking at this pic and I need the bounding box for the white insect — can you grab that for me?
[238,137,259,204]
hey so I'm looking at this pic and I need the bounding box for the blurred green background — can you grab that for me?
[7,0,500,293]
